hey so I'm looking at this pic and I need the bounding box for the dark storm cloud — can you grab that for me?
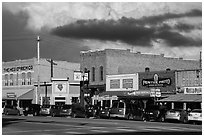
[52,9,202,47]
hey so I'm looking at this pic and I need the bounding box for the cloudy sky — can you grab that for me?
[2,2,202,62]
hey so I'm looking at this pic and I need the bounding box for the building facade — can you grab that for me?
[92,69,202,110]
[80,49,200,99]
[2,58,80,108]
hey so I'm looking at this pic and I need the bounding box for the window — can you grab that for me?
[100,66,103,81]
[22,73,26,85]
[5,74,9,86]
[16,73,19,85]
[10,74,14,86]
[92,67,95,82]
[27,72,32,85]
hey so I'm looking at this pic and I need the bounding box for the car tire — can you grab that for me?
[72,113,76,118]
[128,114,134,120]
[33,112,38,116]
[160,116,165,122]
[51,113,55,117]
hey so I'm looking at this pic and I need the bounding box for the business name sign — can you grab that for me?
[184,87,202,94]
[142,74,171,87]
[7,93,16,98]
[4,65,33,72]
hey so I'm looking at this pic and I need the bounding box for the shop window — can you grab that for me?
[27,72,32,85]
[22,72,26,85]
[10,74,14,86]
[100,66,103,81]
[92,67,95,82]
[4,74,9,86]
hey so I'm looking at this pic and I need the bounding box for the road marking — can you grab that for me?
[64,131,84,134]
[116,128,137,132]
[90,129,109,133]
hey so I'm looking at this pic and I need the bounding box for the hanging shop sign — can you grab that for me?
[184,87,202,94]
[73,71,89,81]
[4,65,33,72]
[150,89,161,97]
[142,74,171,87]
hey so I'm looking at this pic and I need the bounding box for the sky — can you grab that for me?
[2,2,202,63]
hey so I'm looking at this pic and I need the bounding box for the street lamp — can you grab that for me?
[36,36,40,104]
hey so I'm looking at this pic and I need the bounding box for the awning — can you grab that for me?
[157,94,202,102]
[98,90,151,98]
[18,89,34,100]
[2,88,34,100]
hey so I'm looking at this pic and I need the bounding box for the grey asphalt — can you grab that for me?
[2,115,202,135]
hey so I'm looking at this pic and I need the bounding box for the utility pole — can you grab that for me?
[200,51,202,69]
[37,36,40,104]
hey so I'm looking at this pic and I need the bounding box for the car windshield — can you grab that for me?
[42,105,50,108]
[112,102,118,108]
[62,105,71,109]
[191,109,201,113]
[118,102,124,108]
[169,109,182,113]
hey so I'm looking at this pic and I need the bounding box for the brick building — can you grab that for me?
[2,58,80,108]
[80,49,200,96]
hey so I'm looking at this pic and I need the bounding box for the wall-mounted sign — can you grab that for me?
[184,87,202,94]
[110,79,120,89]
[7,93,16,98]
[142,74,171,87]
[126,90,150,97]
[4,65,33,72]
[55,83,67,93]
[123,79,133,89]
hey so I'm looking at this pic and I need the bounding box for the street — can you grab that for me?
[2,115,202,135]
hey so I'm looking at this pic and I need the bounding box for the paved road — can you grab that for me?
[2,115,202,135]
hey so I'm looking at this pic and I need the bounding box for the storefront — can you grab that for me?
[157,86,202,110]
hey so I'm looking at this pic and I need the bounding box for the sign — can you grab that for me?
[110,79,120,89]
[126,90,150,97]
[7,93,16,98]
[74,71,89,81]
[184,87,202,94]
[122,79,133,89]
[150,89,161,97]
[55,83,67,93]
[142,74,171,87]
[4,65,33,72]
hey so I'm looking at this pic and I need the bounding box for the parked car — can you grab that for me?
[39,105,54,116]
[143,105,166,122]
[50,104,72,117]
[23,104,41,116]
[165,109,188,123]
[71,104,87,118]
[85,105,100,118]
[188,109,202,124]
[3,105,20,115]
[109,100,144,120]
[98,107,110,119]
